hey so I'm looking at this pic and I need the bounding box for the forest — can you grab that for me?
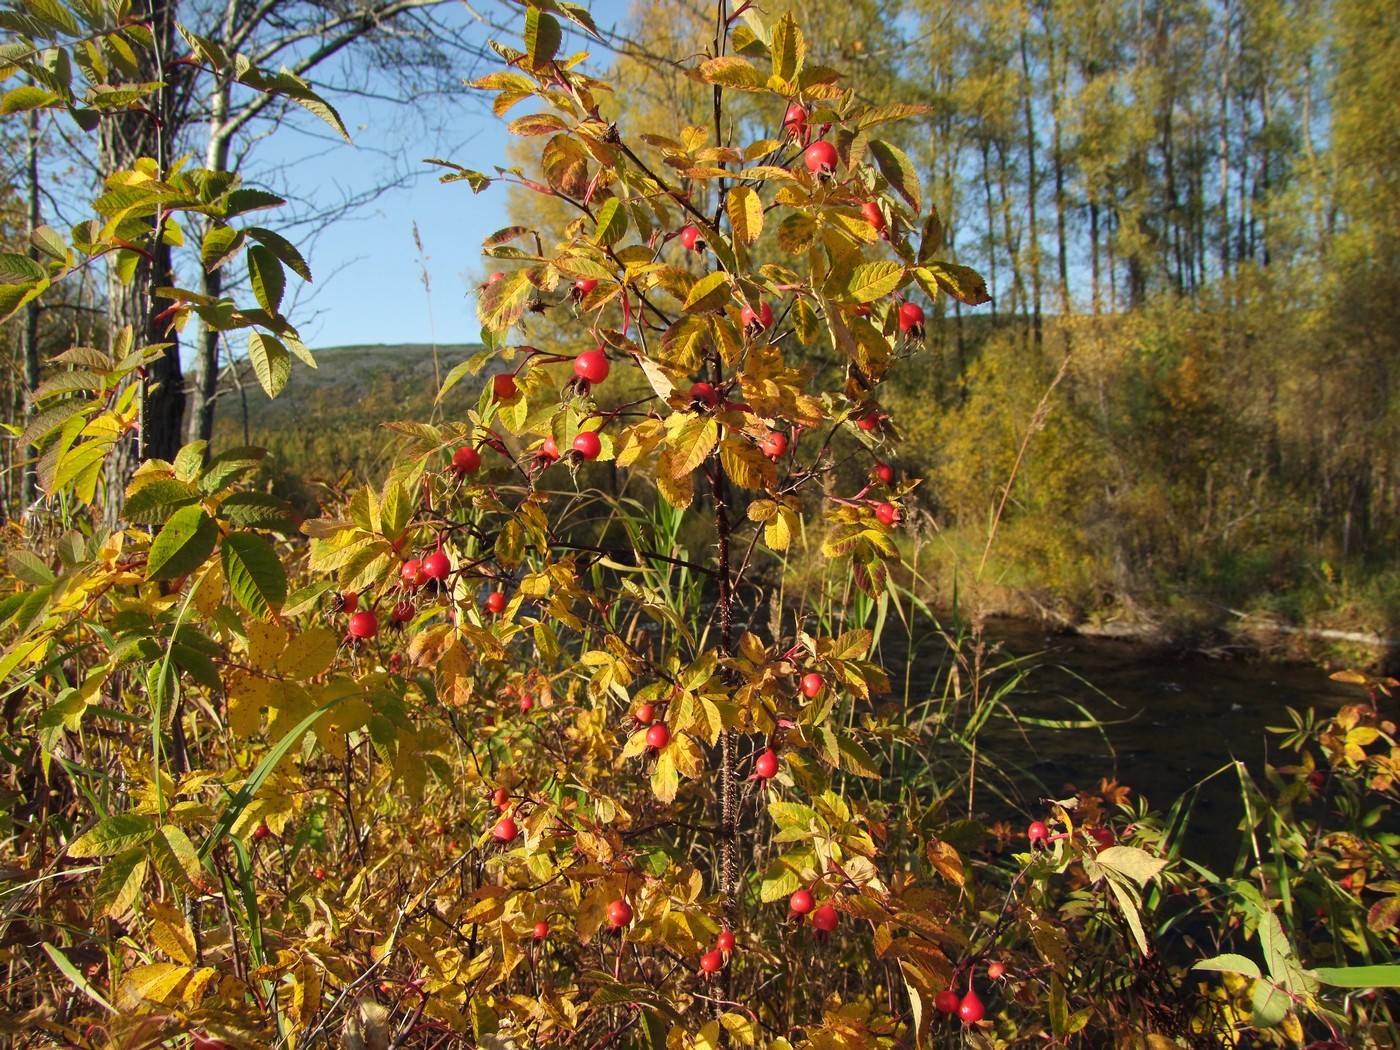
[0,0,1398,1047]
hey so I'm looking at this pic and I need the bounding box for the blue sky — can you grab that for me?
[255,0,634,351]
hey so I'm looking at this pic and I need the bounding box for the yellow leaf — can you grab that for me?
[191,559,223,619]
[765,511,792,552]
[667,416,719,478]
[119,962,190,1008]
[226,670,270,737]
[245,619,287,671]
[656,451,696,509]
[720,439,777,491]
[280,627,337,680]
[727,186,764,245]
[683,271,732,315]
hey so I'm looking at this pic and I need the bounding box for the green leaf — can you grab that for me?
[246,244,284,314]
[199,446,266,492]
[593,197,627,246]
[67,813,157,857]
[524,8,561,70]
[683,271,731,314]
[125,479,200,524]
[245,226,311,280]
[247,331,290,398]
[30,224,69,262]
[0,252,48,284]
[225,189,285,216]
[43,943,114,1013]
[8,549,55,585]
[1194,954,1262,979]
[1251,979,1289,1028]
[846,261,904,303]
[1308,964,1400,988]
[1095,845,1168,887]
[1,84,59,113]
[200,224,244,272]
[222,531,287,618]
[146,506,218,582]
[218,492,296,533]
[869,140,921,213]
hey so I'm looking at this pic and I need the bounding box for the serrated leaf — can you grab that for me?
[696,56,766,90]
[524,8,561,69]
[869,140,920,213]
[477,268,534,331]
[222,531,286,618]
[246,244,284,314]
[247,331,290,398]
[683,270,730,314]
[67,813,156,857]
[770,12,803,81]
[847,261,904,303]
[125,479,200,524]
[720,438,776,491]
[726,185,763,245]
[1095,845,1168,887]
[924,262,991,305]
[201,224,243,272]
[593,197,627,246]
[147,506,218,581]
[9,549,56,585]
[245,226,311,280]
[667,416,719,477]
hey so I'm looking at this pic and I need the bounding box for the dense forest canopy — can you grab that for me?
[524,0,1400,637]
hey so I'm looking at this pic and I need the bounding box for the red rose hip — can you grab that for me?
[451,446,481,475]
[607,898,633,928]
[348,610,378,639]
[804,140,838,174]
[573,431,602,460]
[754,748,779,780]
[574,349,610,384]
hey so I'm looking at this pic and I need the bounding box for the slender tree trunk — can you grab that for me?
[1020,29,1043,348]
[1049,31,1070,315]
[980,139,999,326]
[187,69,236,448]
[100,0,186,526]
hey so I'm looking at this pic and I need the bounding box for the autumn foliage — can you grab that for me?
[2,2,1398,1048]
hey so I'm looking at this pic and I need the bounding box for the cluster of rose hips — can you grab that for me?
[787,887,840,933]
[699,928,738,975]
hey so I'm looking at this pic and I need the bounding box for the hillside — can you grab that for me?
[212,343,487,486]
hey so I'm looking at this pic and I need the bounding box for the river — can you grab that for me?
[877,617,1369,868]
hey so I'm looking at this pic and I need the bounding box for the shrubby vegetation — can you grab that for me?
[0,1,1396,1049]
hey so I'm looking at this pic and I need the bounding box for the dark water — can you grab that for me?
[878,618,1370,868]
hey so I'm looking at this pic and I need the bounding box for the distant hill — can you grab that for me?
[212,343,486,487]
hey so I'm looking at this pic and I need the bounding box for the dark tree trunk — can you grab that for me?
[99,0,186,526]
